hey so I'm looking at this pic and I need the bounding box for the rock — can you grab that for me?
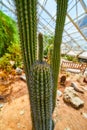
[20,75,26,81]
[82,113,87,119]
[17,123,21,128]
[16,67,23,75]
[71,97,84,108]
[83,86,87,91]
[84,70,87,77]
[60,75,66,85]
[0,103,4,108]
[64,128,71,130]
[63,87,84,108]
[0,95,5,100]
[57,90,62,97]
[10,60,15,66]
[71,82,84,93]
[83,71,87,83]
[20,110,25,115]
[83,77,87,83]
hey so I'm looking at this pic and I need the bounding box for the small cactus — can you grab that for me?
[29,61,54,130]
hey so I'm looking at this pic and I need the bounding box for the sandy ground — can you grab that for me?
[0,72,87,130]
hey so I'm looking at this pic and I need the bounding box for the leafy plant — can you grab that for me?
[62,55,78,62]
[0,53,12,72]
[0,42,22,72]
[43,35,54,56]
[7,43,22,68]
[0,11,19,57]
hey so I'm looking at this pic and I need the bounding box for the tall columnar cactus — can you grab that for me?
[38,33,43,62]
[52,0,68,108]
[29,61,53,130]
[29,33,54,130]
[15,0,37,129]
[15,0,68,129]
[14,0,37,74]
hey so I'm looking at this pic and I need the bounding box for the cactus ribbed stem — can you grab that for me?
[14,0,37,72]
[52,0,68,109]
[38,33,43,62]
[31,0,37,60]
[29,61,53,130]
[15,1,37,129]
[15,0,68,129]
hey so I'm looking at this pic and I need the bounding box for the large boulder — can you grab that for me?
[63,87,84,108]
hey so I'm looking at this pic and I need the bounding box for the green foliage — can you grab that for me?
[0,11,19,57]
[7,43,22,68]
[43,35,54,56]
[0,42,22,71]
[47,44,53,66]
[63,55,78,62]
[29,61,53,130]
[0,53,12,72]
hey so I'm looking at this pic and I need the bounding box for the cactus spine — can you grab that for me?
[52,0,68,108]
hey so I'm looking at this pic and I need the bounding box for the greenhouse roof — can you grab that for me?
[0,0,87,58]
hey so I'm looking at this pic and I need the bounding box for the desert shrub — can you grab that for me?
[0,53,12,72]
[7,43,22,68]
[0,11,22,71]
[62,55,78,62]
[0,42,22,72]
[0,11,19,57]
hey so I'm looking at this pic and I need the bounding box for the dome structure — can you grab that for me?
[0,0,87,59]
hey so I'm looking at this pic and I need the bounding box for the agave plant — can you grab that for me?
[15,0,68,130]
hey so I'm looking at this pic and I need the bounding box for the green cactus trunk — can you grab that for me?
[38,33,43,62]
[14,0,37,73]
[15,0,68,129]
[29,61,54,130]
[52,0,68,108]
[15,0,37,129]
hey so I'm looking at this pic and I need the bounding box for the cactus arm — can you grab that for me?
[38,33,43,62]
[52,0,68,108]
